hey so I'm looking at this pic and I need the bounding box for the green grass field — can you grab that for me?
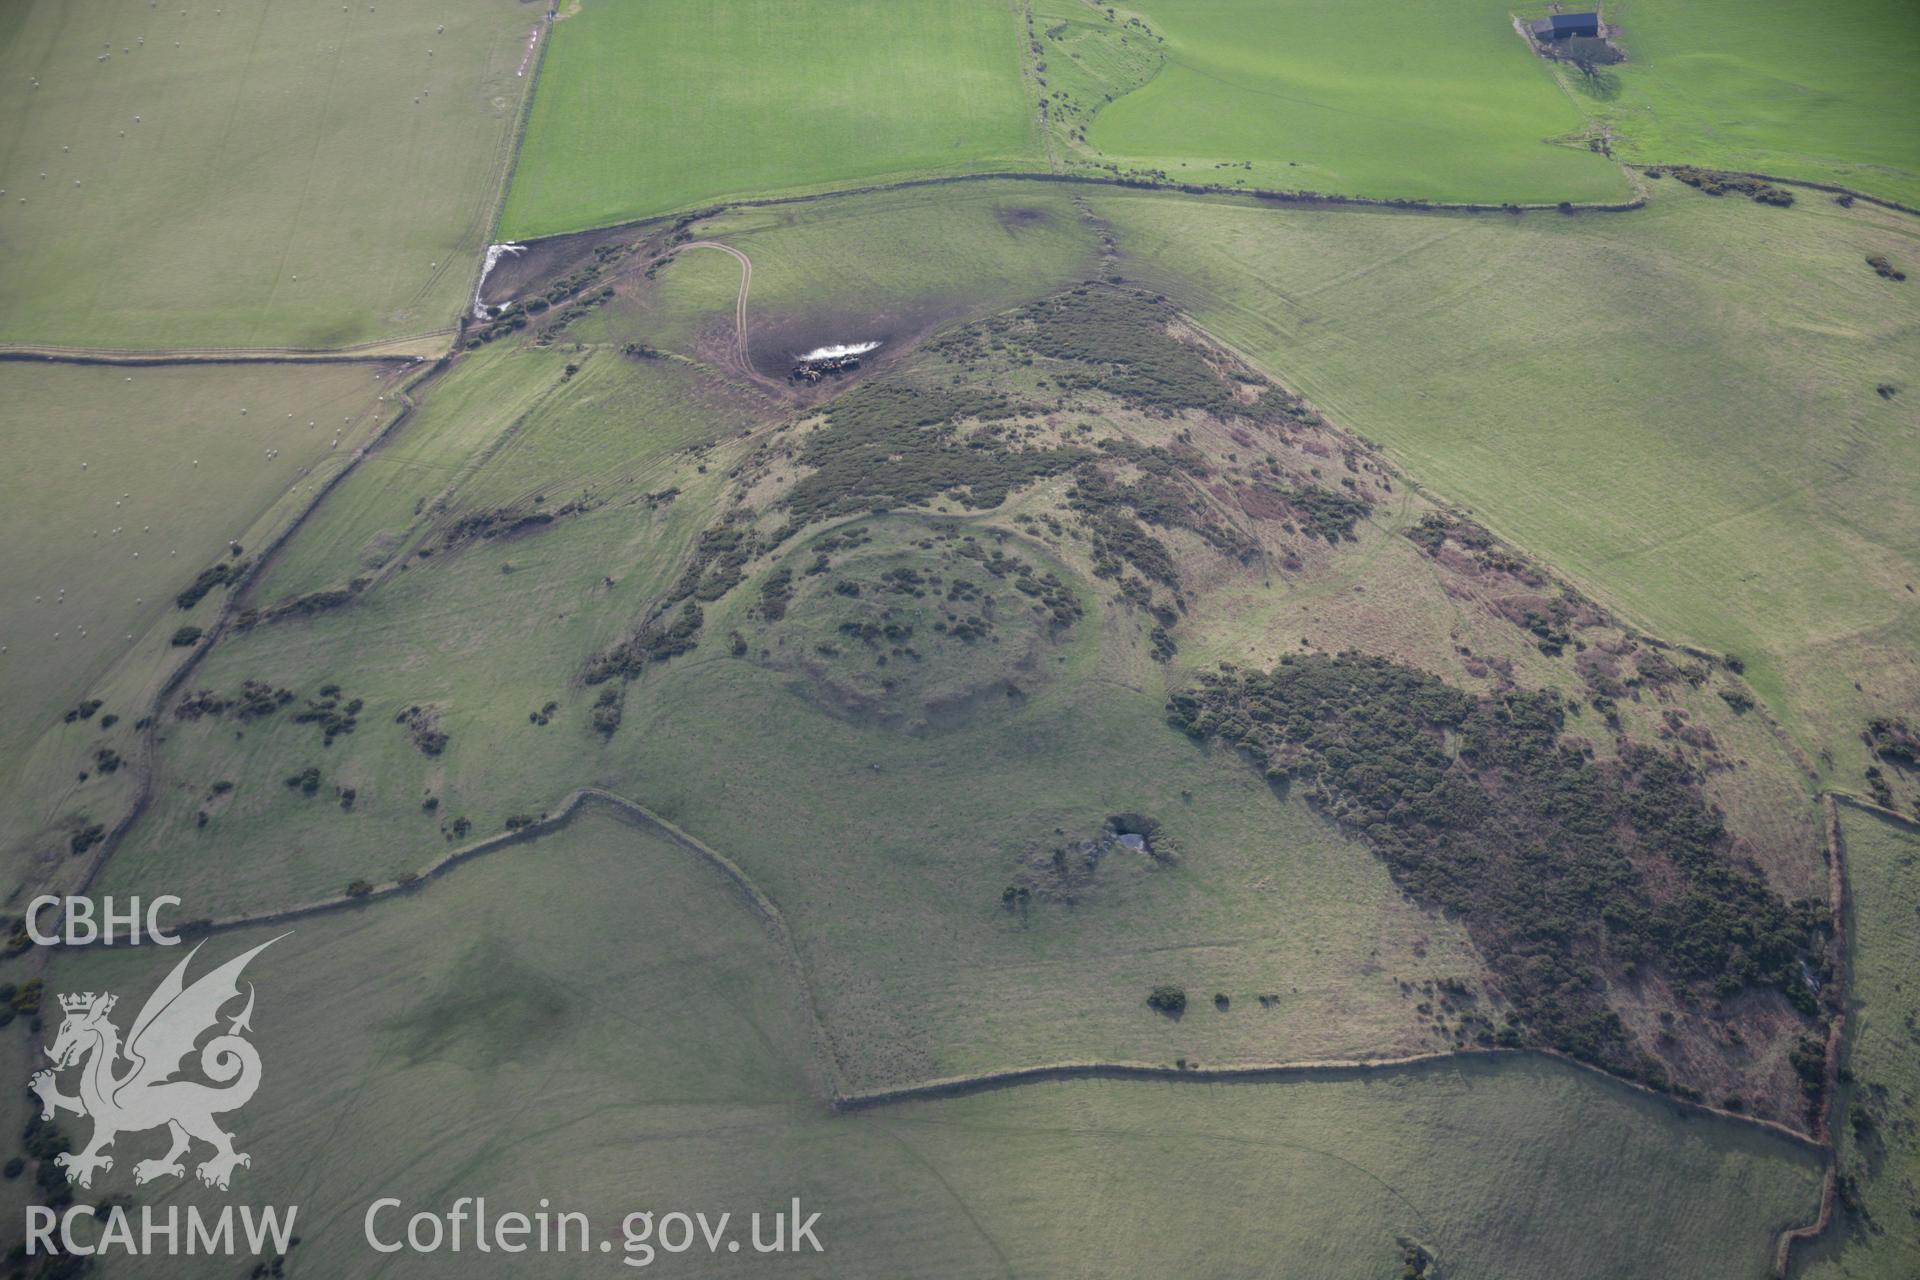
[1797,806,1920,1278]
[40,803,1825,1278]
[1067,0,1627,205]
[497,0,1046,239]
[0,358,396,888]
[1580,0,1920,209]
[1096,184,1920,788]
[0,0,535,349]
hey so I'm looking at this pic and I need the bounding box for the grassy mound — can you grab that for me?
[742,517,1088,732]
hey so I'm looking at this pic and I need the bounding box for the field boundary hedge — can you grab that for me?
[504,167,1653,251]
[1629,165,1920,219]
[0,335,450,367]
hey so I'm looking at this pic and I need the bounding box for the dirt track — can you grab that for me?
[678,240,776,387]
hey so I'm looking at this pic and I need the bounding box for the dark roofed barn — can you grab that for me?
[1531,12,1600,40]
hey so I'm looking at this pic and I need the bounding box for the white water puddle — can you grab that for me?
[472,242,527,319]
[797,340,880,362]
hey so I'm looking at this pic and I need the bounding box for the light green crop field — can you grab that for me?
[1067,0,1627,206]
[497,0,1045,240]
[1097,184,1920,787]
[0,0,535,349]
[1798,806,1920,1278]
[1579,0,1920,209]
[40,803,1824,1277]
[0,358,396,886]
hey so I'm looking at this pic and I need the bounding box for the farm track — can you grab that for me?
[676,240,782,390]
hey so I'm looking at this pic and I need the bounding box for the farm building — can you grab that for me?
[1531,12,1600,40]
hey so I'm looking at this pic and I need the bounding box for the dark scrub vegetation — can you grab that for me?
[175,679,360,746]
[784,383,1086,521]
[174,558,249,610]
[1169,652,1829,1089]
[1656,166,1795,206]
[1005,286,1247,416]
[395,705,449,756]
[584,602,704,684]
[1865,255,1906,282]
[1864,716,1918,767]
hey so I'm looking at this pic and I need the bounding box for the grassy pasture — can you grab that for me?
[497,0,1045,239]
[0,0,534,349]
[98,499,1494,1086]
[1577,0,1920,209]
[621,184,1105,363]
[0,358,396,888]
[1060,0,1626,205]
[255,342,758,603]
[1096,185,1920,785]
[40,804,1823,1277]
[1798,807,1920,1278]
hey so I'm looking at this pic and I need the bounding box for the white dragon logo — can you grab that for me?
[29,937,282,1190]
